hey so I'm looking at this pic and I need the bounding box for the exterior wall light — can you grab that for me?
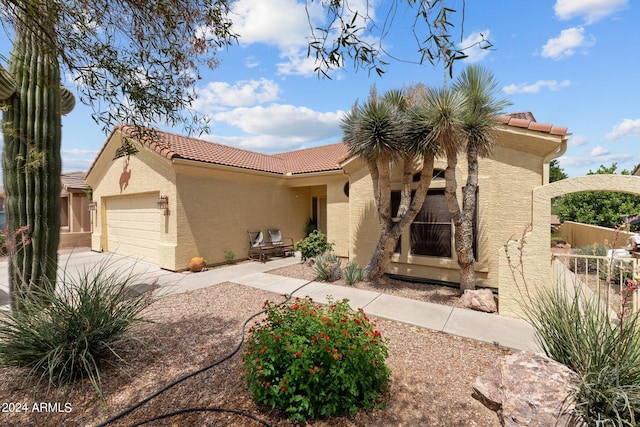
[157,195,169,215]
[88,201,97,211]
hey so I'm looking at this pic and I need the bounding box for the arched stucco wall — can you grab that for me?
[498,174,640,318]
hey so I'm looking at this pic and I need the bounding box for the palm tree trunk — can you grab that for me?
[457,143,480,290]
[445,150,476,290]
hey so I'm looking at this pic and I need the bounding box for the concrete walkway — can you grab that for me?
[0,249,540,352]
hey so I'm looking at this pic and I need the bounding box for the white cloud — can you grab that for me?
[61,158,95,172]
[276,47,323,77]
[502,79,571,95]
[559,152,632,168]
[212,104,344,139]
[230,0,317,49]
[245,56,260,68]
[193,78,281,111]
[554,0,628,24]
[605,118,640,140]
[568,134,588,147]
[591,146,609,156]
[62,148,99,156]
[541,27,594,60]
[459,30,491,63]
[228,0,378,77]
[228,0,328,76]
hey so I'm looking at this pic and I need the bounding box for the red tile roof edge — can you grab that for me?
[498,112,568,136]
[87,125,347,177]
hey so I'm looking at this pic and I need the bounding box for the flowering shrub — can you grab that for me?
[243,297,390,422]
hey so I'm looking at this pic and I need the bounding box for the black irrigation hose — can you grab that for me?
[95,280,315,427]
[128,408,271,427]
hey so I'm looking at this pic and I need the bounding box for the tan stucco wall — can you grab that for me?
[85,130,178,268]
[172,161,314,268]
[326,180,350,257]
[557,221,634,249]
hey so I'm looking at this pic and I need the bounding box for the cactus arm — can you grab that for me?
[60,86,75,115]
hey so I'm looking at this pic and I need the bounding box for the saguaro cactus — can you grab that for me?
[0,12,75,311]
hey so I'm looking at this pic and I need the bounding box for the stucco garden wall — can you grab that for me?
[498,174,640,318]
[557,221,634,249]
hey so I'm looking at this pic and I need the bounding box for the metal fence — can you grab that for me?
[550,252,639,317]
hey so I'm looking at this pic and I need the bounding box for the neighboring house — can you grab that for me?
[85,125,350,270]
[60,171,92,248]
[86,114,569,289]
[0,174,91,248]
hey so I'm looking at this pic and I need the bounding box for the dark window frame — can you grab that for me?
[391,188,479,259]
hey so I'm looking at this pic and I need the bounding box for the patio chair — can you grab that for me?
[248,230,279,262]
[267,229,295,257]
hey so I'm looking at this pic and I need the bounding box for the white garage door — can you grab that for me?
[106,194,160,263]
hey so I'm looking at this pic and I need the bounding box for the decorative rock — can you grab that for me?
[473,351,584,427]
[324,262,342,282]
[188,257,206,272]
[460,288,497,313]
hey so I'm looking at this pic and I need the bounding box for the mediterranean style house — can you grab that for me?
[86,113,570,296]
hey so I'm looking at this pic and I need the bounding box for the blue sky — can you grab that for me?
[0,0,638,178]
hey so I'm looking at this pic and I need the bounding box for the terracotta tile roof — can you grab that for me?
[276,143,351,174]
[499,112,568,136]
[144,128,287,173]
[88,125,348,176]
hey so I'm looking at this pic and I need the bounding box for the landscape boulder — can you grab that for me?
[323,261,342,282]
[460,288,497,313]
[473,351,584,427]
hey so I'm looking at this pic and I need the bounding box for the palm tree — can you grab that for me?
[342,86,439,281]
[450,65,511,290]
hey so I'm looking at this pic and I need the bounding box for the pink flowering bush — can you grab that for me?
[243,296,390,423]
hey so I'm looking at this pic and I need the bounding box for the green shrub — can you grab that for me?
[295,230,334,261]
[0,258,154,398]
[305,217,317,237]
[343,260,363,285]
[523,283,640,425]
[313,252,340,281]
[243,297,390,423]
[224,249,235,264]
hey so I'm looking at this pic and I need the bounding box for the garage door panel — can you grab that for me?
[106,194,160,263]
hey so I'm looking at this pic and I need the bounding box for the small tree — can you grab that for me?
[448,65,510,290]
[342,86,439,281]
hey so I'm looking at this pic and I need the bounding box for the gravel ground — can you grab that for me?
[267,260,466,308]
[0,268,510,426]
